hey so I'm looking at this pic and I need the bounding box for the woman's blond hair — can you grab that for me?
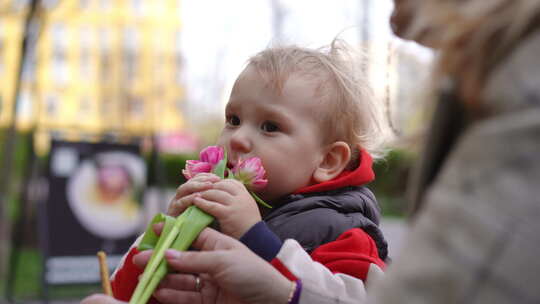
[247,40,388,164]
[400,0,540,113]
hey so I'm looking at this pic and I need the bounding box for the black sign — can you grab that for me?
[42,140,146,284]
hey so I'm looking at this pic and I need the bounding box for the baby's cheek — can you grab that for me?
[263,180,292,201]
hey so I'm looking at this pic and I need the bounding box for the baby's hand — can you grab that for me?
[193,178,261,239]
[167,173,221,217]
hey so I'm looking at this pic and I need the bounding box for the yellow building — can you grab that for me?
[0,2,25,130]
[0,0,185,145]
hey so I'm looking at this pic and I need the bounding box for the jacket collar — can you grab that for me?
[294,149,374,194]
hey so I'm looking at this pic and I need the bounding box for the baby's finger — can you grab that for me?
[211,178,245,195]
[197,189,234,206]
[193,196,227,219]
[173,179,214,200]
[168,193,200,216]
[188,173,221,184]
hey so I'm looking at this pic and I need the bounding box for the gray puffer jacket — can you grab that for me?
[264,186,389,260]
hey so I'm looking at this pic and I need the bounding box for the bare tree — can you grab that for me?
[0,0,40,287]
[270,0,286,41]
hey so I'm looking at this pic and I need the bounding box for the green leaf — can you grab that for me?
[130,214,184,304]
[250,191,272,209]
[137,213,173,251]
[171,206,214,251]
[130,148,224,303]
[212,150,227,179]
[136,206,214,304]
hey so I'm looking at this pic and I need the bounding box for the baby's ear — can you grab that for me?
[313,141,351,183]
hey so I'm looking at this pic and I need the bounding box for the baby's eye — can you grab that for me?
[261,121,279,132]
[226,115,240,126]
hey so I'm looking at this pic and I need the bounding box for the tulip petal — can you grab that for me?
[199,146,225,165]
[183,160,213,179]
[233,157,267,191]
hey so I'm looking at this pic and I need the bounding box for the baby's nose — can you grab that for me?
[229,128,252,153]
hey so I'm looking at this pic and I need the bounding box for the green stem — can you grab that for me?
[132,206,213,304]
[129,225,179,304]
[137,260,167,304]
[250,191,272,208]
[129,213,187,304]
[131,151,226,303]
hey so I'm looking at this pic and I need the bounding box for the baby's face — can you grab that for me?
[217,66,327,202]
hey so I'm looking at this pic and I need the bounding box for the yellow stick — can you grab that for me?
[97,251,113,296]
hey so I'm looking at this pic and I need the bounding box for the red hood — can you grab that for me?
[294,149,374,194]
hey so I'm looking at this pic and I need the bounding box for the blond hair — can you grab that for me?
[247,40,388,164]
[400,0,540,113]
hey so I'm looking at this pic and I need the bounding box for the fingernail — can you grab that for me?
[165,249,181,259]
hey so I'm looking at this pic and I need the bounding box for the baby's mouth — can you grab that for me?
[227,160,236,169]
[226,155,242,169]
[225,161,237,178]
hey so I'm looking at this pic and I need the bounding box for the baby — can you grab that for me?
[111,40,390,302]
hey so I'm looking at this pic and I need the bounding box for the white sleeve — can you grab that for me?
[276,239,383,304]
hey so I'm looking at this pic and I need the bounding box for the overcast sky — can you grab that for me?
[179,0,431,125]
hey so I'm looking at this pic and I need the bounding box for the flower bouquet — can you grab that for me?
[128,146,268,304]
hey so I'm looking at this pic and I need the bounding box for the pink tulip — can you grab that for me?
[232,157,268,191]
[199,146,225,166]
[182,160,213,179]
[182,146,225,179]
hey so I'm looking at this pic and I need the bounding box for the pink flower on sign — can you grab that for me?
[232,157,268,191]
[182,146,225,179]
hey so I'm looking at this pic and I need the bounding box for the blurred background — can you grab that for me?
[0,0,433,302]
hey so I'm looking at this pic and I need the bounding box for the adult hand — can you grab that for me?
[133,228,292,304]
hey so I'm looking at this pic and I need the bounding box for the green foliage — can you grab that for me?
[371,149,416,217]
[0,130,33,221]
[9,247,42,300]
[146,152,197,187]
[7,247,101,301]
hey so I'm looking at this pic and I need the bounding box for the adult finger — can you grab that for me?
[80,294,125,304]
[165,250,226,278]
[133,250,153,269]
[153,288,201,304]
[152,222,164,235]
[155,276,219,304]
[164,229,241,275]
[158,273,198,292]
[191,228,238,251]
